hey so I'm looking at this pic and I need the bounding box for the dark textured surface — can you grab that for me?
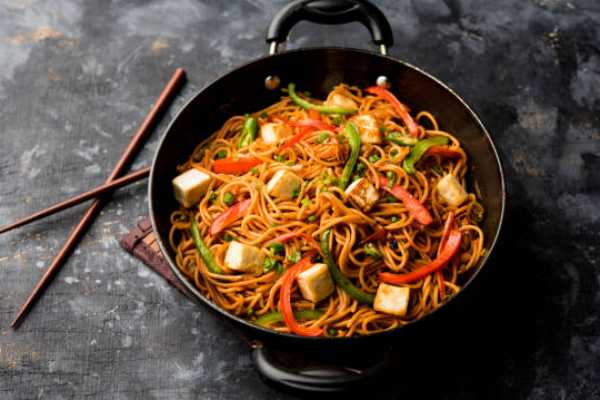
[0,1,599,399]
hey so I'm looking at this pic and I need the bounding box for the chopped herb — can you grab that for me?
[390,149,399,158]
[250,167,259,174]
[352,174,361,182]
[330,114,344,125]
[268,242,284,255]
[356,162,366,174]
[270,222,279,227]
[246,307,254,316]
[223,192,234,206]
[260,111,268,119]
[316,132,329,144]
[323,175,338,186]
[263,257,283,274]
[364,243,382,258]
[274,154,285,162]
[215,150,227,159]
[301,198,312,207]
[208,191,217,203]
[223,232,234,242]
[379,126,387,133]
[338,134,346,143]
[386,195,396,203]
[368,154,381,163]
[291,186,300,198]
[308,215,317,222]
[328,328,338,336]
[386,171,395,188]
[391,215,399,223]
[287,250,301,264]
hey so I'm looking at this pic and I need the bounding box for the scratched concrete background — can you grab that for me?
[0,0,599,399]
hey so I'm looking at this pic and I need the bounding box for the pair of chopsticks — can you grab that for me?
[8,68,187,328]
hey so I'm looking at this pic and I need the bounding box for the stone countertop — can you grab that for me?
[0,1,599,399]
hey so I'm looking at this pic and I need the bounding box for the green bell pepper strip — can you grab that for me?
[191,219,223,274]
[288,83,357,115]
[339,122,361,190]
[320,230,374,305]
[402,136,449,175]
[237,116,258,149]
[385,131,418,146]
[255,309,324,326]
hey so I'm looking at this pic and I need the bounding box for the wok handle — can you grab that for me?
[267,0,393,55]
[251,344,390,393]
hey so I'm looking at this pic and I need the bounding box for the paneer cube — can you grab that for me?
[325,93,358,110]
[172,168,211,208]
[266,170,303,200]
[374,283,410,317]
[260,122,293,145]
[437,174,468,207]
[297,263,335,303]
[351,114,381,144]
[224,241,263,273]
[344,177,379,212]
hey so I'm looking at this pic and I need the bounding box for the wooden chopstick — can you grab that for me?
[11,68,186,328]
[0,167,151,235]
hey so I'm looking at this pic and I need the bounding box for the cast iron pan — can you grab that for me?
[149,0,505,392]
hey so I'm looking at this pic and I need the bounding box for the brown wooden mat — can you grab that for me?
[119,217,192,298]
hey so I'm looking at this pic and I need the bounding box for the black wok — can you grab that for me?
[149,0,505,392]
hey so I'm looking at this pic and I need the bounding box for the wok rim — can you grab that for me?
[148,46,506,343]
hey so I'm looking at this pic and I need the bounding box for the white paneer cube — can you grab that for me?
[266,170,303,200]
[297,263,335,303]
[260,122,293,145]
[437,174,468,207]
[344,177,379,212]
[374,283,410,317]
[224,241,263,273]
[172,168,211,208]
[351,114,381,144]
[325,93,358,110]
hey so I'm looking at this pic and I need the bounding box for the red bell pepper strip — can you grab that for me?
[266,232,320,252]
[365,86,420,137]
[213,157,262,174]
[291,118,337,132]
[380,228,462,285]
[427,146,462,158]
[279,253,323,336]
[280,126,312,150]
[209,199,251,236]
[281,118,338,150]
[379,176,433,226]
